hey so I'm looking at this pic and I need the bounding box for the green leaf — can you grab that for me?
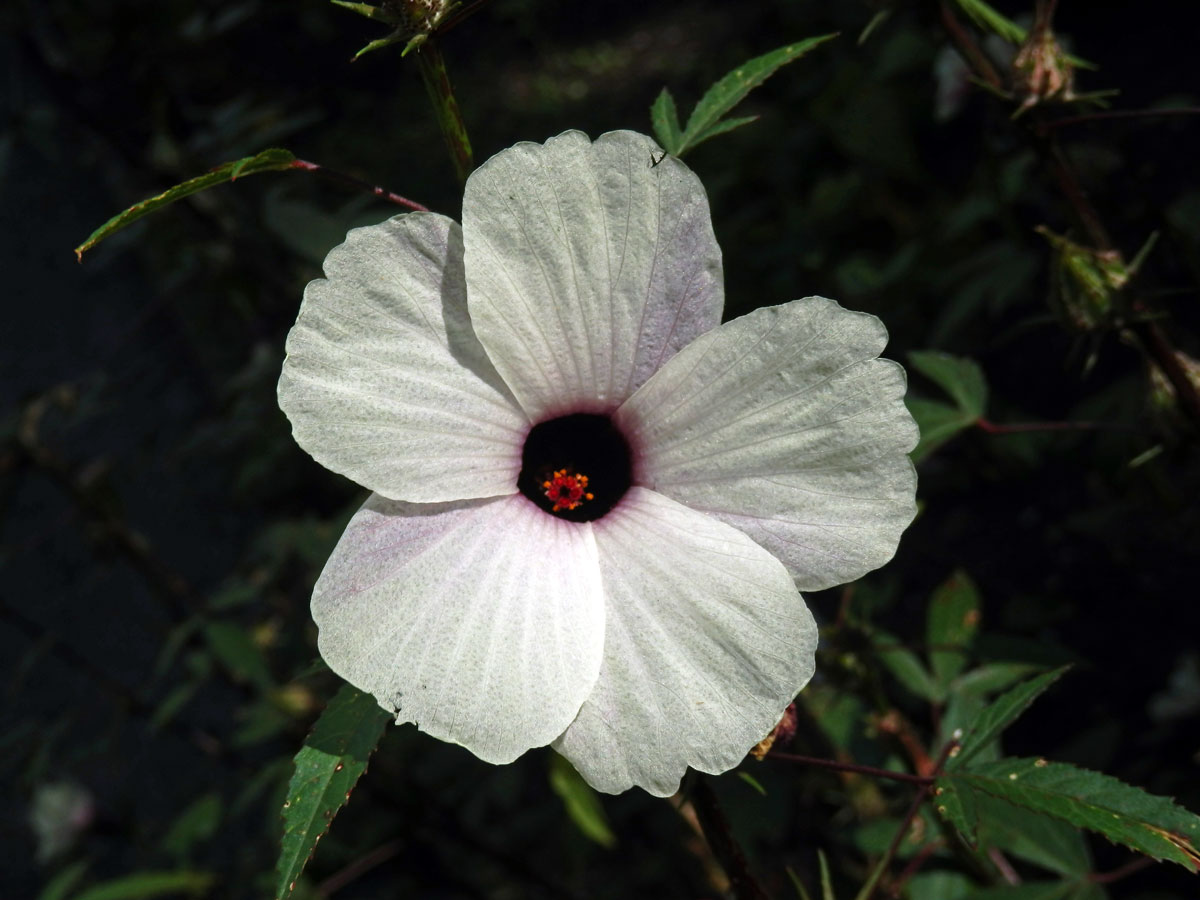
[36,861,89,900]
[906,397,978,463]
[908,351,988,420]
[329,0,397,24]
[951,667,1070,769]
[161,792,222,861]
[875,629,942,702]
[786,865,815,900]
[74,148,297,260]
[934,766,979,837]
[818,849,836,900]
[673,35,838,156]
[927,571,981,691]
[549,752,617,848]
[203,622,274,692]
[276,685,390,899]
[952,662,1044,698]
[687,114,761,147]
[650,88,684,155]
[941,758,1200,871]
[974,793,1092,877]
[904,871,976,900]
[71,871,215,900]
[953,0,1027,43]
[737,771,768,796]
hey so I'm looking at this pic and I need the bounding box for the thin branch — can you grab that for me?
[415,39,473,184]
[1089,855,1155,884]
[767,751,934,786]
[317,838,405,897]
[290,160,429,211]
[689,775,769,900]
[937,0,1200,432]
[938,1,1002,91]
[976,417,1130,434]
[887,841,942,898]
[859,737,961,900]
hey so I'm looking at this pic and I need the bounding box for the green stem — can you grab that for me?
[415,39,473,184]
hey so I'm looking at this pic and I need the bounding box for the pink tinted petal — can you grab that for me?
[618,297,919,591]
[313,493,605,764]
[279,213,529,502]
[463,130,724,421]
[553,488,817,796]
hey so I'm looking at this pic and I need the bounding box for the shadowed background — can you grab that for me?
[3,0,1199,897]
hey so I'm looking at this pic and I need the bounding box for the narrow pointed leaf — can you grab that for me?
[687,114,762,150]
[953,0,1027,43]
[74,148,297,260]
[548,752,617,848]
[927,570,981,690]
[650,88,684,154]
[549,753,614,854]
[786,865,815,900]
[951,662,1044,697]
[940,758,1200,871]
[677,35,837,156]
[951,666,1070,769]
[329,0,397,24]
[875,628,942,702]
[276,685,390,899]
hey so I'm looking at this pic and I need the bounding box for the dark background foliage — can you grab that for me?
[2,0,1198,897]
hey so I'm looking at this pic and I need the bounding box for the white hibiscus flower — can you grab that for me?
[278,130,918,796]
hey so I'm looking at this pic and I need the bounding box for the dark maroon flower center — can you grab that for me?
[518,413,632,522]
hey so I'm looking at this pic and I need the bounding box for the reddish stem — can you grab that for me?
[767,751,934,786]
[1090,856,1156,884]
[290,159,429,211]
[976,417,1113,434]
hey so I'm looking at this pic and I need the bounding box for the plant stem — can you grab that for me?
[976,417,1122,434]
[936,1,1200,431]
[290,160,429,211]
[415,39,473,184]
[855,737,960,900]
[767,751,934,786]
[1090,856,1155,884]
[689,775,769,900]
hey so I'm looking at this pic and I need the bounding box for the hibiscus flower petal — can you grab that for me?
[462,130,724,421]
[552,487,816,796]
[313,493,606,764]
[278,212,529,502]
[617,297,919,592]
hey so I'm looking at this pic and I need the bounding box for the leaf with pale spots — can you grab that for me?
[276,684,390,899]
[950,666,1070,769]
[936,758,1200,871]
[74,148,298,260]
[650,35,837,157]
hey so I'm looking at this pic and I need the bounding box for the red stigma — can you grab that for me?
[542,469,595,512]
